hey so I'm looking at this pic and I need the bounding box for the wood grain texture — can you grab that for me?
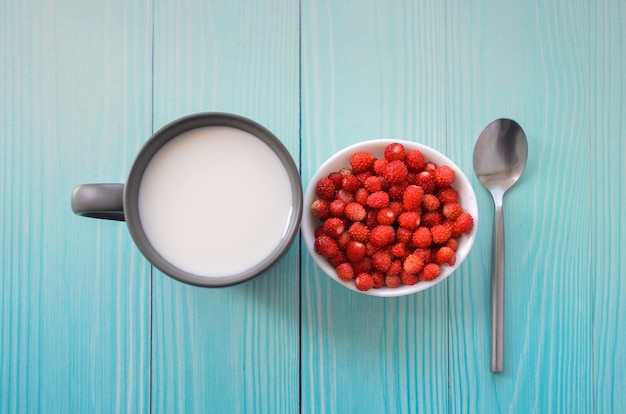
[1,0,152,412]
[2,0,626,412]
[301,0,449,412]
[446,0,592,412]
[150,1,300,413]
[591,1,626,413]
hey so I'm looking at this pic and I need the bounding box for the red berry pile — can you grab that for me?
[311,142,474,292]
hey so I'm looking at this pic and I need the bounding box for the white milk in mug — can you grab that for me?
[137,126,293,277]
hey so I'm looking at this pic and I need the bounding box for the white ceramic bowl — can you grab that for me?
[302,139,478,297]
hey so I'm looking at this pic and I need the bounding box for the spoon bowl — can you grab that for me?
[473,120,528,197]
[473,119,528,373]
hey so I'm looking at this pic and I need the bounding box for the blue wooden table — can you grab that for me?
[2,1,624,412]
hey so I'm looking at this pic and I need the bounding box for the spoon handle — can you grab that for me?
[491,200,505,372]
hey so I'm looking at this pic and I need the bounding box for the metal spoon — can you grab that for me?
[473,119,528,373]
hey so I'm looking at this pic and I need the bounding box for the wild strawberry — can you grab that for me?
[389,201,404,217]
[442,219,456,232]
[431,224,452,245]
[442,203,463,220]
[335,189,355,204]
[419,263,441,281]
[405,149,425,172]
[329,199,346,217]
[346,240,367,262]
[389,242,407,258]
[403,185,424,211]
[395,227,413,244]
[350,152,375,173]
[387,182,408,200]
[387,259,403,276]
[376,208,397,226]
[344,202,366,222]
[454,212,474,234]
[327,171,343,189]
[383,160,408,184]
[434,246,456,265]
[328,251,347,267]
[315,177,336,199]
[364,175,386,192]
[415,171,436,194]
[422,194,440,211]
[335,262,355,281]
[365,242,380,257]
[371,271,386,289]
[384,143,406,161]
[341,174,361,192]
[437,187,459,204]
[445,238,458,252]
[421,211,442,228]
[314,150,474,291]
[355,187,370,206]
[356,171,372,184]
[339,167,352,176]
[322,217,345,238]
[397,211,420,230]
[403,253,425,274]
[314,226,325,238]
[373,158,389,175]
[369,225,395,248]
[385,275,402,288]
[348,222,370,242]
[400,271,419,285]
[434,165,456,188]
[414,248,433,264]
[367,191,390,209]
[372,250,392,272]
[365,209,379,229]
[336,232,351,250]
[353,257,374,274]
[355,273,375,291]
[412,227,432,248]
[314,235,339,258]
[311,199,330,220]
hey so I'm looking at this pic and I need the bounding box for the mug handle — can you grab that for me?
[71,184,125,221]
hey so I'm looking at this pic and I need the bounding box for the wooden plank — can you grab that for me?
[2,0,624,412]
[300,0,449,412]
[149,1,300,412]
[0,0,152,412]
[591,1,626,412]
[446,0,592,412]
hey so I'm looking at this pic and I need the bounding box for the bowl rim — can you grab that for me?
[303,139,478,297]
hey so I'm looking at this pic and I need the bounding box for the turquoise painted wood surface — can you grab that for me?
[1,1,624,413]
[1,1,152,412]
[149,1,300,413]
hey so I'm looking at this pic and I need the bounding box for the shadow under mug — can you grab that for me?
[71,113,303,287]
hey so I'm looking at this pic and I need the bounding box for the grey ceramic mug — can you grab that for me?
[71,113,303,287]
